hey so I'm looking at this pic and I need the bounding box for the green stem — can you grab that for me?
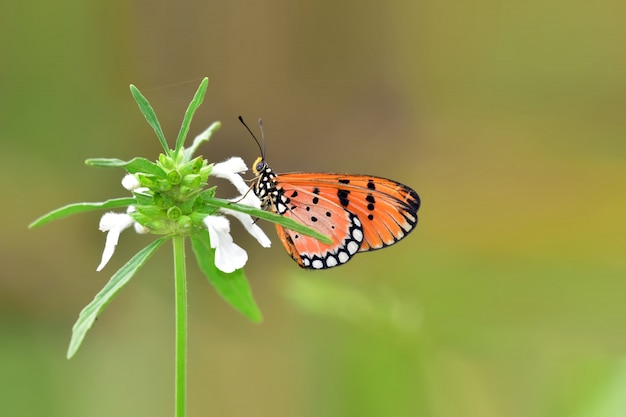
[173,235,188,417]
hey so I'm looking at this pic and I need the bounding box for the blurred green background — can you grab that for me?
[2,0,626,416]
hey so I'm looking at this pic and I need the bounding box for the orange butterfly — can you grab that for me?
[241,117,420,269]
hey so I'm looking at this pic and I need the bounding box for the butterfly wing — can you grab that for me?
[272,185,364,269]
[272,173,420,269]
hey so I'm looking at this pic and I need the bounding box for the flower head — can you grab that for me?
[94,145,271,273]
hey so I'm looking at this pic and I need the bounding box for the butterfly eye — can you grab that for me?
[252,156,268,175]
[255,159,267,173]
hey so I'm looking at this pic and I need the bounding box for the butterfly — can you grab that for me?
[240,117,420,270]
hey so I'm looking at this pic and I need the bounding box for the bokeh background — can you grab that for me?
[2,1,626,416]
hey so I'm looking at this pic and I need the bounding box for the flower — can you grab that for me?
[203,215,248,273]
[209,156,250,195]
[205,157,271,272]
[96,207,149,271]
[210,157,271,245]
[96,174,151,271]
[121,174,141,191]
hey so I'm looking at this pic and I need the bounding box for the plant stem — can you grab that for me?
[173,235,188,417]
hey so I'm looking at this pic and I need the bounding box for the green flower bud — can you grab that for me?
[190,157,204,174]
[167,170,182,185]
[136,173,157,188]
[167,206,182,220]
[182,174,201,189]
[177,215,192,231]
[179,185,191,196]
[154,193,174,209]
[144,220,167,232]
[157,179,172,192]
[178,156,204,176]
[179,198,196,214]
[159,153,175,170]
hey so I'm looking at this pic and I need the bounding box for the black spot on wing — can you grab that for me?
[337,189,350,207]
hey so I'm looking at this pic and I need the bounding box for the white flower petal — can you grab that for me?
[222,192,271,248]
[134,223,151,234]
[215,240,248,274]
[235,189,263,209]
[99,212,135,232]
[220,208,271,248]
[210,157,250,195]
[96,213,135,271]
[121,174,141,191]
[212,156,248,176]
[97,230,120,272]
[204,215,229,248]
[203,215,249,273]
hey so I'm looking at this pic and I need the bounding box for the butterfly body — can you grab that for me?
[252,157,420,269]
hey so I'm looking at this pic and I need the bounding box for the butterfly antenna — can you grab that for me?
[258,118,267,159]
[238,115,265,159]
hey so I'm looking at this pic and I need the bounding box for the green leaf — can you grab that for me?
[85,157,166,177]
[203,197,333,245]
[29,197,136,229]
[175,78,209,157]
[67,236,169,358]
[183,121,221,162]
[190,231,262,322]
[130,84,169,154]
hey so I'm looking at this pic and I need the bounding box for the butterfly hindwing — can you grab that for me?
[272,185,364,269]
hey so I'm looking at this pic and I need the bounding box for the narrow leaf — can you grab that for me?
[130,84,169,154]
[191,231,262,322]
[203,197,333,244]
[29,197,136,229]
[183,121,221,161]
[175,77,209,156]
[67,237,169,358]
[86,157,166,177]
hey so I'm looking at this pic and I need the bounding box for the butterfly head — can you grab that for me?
[252,156,268,176]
